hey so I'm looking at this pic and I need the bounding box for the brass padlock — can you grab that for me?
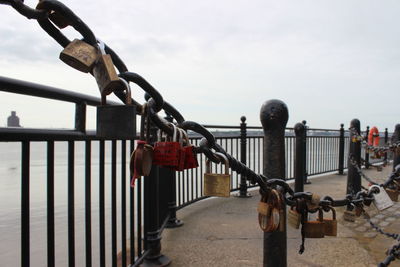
[93,40,122,96]
[96,78,136,139]
[288,206,301,229]
[343,210,356,222]
[323,206,337,236]
[258,189,281,232]
[203,152,231,197]
[59,39,98,73]
[304,208,325,238]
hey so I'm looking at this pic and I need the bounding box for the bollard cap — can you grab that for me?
[260,99,288,131]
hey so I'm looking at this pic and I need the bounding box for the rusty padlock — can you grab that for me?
[323,206,337,236]
[203,152,231,197]
[130,104,153,186]
[92,40,122,96]
[304,208,325,238]
[153,124,181,168]
[258,189,281,232]
[96,78,136,139]
[288,205,301,229]
[59,39,98,73]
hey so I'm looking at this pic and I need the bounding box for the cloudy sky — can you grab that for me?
[1,0,399,131]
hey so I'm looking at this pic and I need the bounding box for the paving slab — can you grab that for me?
[162,163,400,266]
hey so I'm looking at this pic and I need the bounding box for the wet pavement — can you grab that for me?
[162,162,400,266]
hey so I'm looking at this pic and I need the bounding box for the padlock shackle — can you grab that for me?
[118,77,132,105]
[215,152,230,174]
[36,0,97,47]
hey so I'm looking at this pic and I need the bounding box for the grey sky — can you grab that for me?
[1,0,399,131]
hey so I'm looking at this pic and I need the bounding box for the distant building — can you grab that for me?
[7,111,21,127]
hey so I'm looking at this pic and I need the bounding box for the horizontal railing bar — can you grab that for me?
[0,127,139,141]
[0,76,119,106]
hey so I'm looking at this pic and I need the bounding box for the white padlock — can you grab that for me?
[369,185,393,211]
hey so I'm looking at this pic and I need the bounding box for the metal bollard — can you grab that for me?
[392,124,400,172]
[364,126,370,169]
[294,122,305,192]
[346,119,361,196]
[338,123,345,175]
[302,120,310,184]
[237,116,252,198]
[260,99,288,267]
[384,128,388,166]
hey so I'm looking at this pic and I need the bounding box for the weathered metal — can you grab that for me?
[347,119,361,196]
[294,122,305,193]
[338,123,345,175]
[260,99,288,267]
[365,126,370,169]
[237,116,251,197]
[392,124,400,172]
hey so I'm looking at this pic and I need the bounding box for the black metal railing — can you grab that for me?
[0,76,392,267]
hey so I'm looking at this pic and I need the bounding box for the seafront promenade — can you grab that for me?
[162,163,400,267]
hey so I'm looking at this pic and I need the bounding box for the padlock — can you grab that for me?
[92,40,122,96]
[96,78,136,139]
[59,39,98,73]
[180,130,199,170]
[304,208,325,238]
[203,152,231,197]
[130,105,153,185]
[369,185,394,211]
[288,206,301,229]
[323,206,337,236]
[343,210,356,222]
[258,189,281,232]
[153,124,181,167]
[171,128,186,171]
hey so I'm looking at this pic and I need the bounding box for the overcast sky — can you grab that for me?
[1,0,399,131]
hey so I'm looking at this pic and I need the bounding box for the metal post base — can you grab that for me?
[235,192,252,198]
[165,219,184,228]
[304,181,311,185]
[140,255,171,267]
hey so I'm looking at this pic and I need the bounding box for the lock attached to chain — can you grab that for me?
[369,185,394,211]
[288,204,301,229]
[153,124,181,167]
[130,104,153,186]
[304,208,325,238]
[59,39,98,73]
[96,78,136,139]
[258,189,284,232]
[322,206,337,236]
[203,152,231,197]
[179,129,199,170]
[93,40,122,96]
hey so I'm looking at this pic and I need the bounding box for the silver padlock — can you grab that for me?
[369,185,393,211]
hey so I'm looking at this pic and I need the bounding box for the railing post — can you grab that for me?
[75,102,86,133]
[260,99,288,267]
[165,115,184,228]
[338,123,345,175]
[346,119,361,196]
[384,128,388,165]
[294,122,305,192]
[141,122,171,267]
[364,126,370,169]
[392,124,400,171]
[237,115,251,198]
[302,120,310,184]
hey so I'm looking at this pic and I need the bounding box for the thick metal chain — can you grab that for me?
[350,127,400,153]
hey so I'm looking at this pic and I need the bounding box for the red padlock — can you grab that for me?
[153,123,181,167]
[171,128,186,171]
[180,130,199,170]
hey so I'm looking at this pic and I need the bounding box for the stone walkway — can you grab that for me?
[162,163,400,266]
